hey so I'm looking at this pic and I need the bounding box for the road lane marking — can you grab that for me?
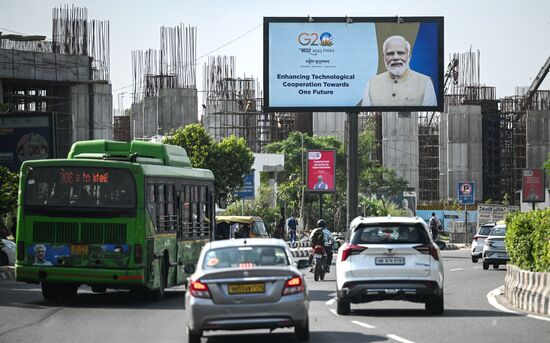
[329,309,339,316]
[387,334,415,343]
[473,266,481,269]
[527,314,550,322]
[487,286,518,314]
[325,298,335,305]
[488,286,550,322]
[449,268,464,271]
[352,320,375,329]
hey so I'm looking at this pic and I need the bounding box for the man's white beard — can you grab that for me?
[385,59,409,77]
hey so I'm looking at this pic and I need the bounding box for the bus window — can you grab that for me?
[157,185,165,230]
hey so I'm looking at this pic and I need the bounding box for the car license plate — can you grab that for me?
[497,253,508,258]
[313,254,323,258]
[375,257,405,265]
[228,283,265,294]
[71,244,89,255]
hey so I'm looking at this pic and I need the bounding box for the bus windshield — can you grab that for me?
[25,167,136,208]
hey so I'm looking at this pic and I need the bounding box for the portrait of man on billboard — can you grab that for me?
[313,175,329,190]
[361,35,437,107]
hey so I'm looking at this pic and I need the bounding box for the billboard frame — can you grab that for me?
[522,169,546,203]
[263,16,444,113]
[306,149,336,193]
[0,112,57,172]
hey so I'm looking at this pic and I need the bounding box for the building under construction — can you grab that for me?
[125,23,198,141]
[201,56,307,152]
[0,5,111,168]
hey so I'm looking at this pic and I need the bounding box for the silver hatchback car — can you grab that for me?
[185,238,309,342]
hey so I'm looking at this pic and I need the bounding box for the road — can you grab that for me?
[0,248,548,343]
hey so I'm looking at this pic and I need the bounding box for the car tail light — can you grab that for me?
[282,276,304,296]
[473,235,479,241]
[341,243,367,261]
[189,279,211,298]
[17,241,25,261]
[134,244,143,264]
[414,243,440,261]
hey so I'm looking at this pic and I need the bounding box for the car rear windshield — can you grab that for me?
[490,226,506,236]
[352,223,430,244]
[202,246,289,269]
[478,225,494,236]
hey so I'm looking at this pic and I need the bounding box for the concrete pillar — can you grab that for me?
[70,84,89,142]
[382,112,419,192]
[446,105,483,202]
[526,110,550,188]
[91,83,113,140]
[313,112,346,141]
[130,102,143,140]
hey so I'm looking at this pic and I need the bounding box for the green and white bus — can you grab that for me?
[15,140,215,301]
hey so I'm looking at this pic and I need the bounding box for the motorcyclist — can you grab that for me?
[309,221,326,270]
[318,219,333,272]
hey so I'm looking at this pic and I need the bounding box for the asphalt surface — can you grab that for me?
[0,249,549,343]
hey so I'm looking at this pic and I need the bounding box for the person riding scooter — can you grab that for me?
[309,219,332,272]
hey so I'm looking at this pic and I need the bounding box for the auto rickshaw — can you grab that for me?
[214,216,269,240]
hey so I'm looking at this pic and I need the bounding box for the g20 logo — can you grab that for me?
[298,32,334,46]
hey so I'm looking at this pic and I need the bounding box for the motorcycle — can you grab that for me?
[310,245,327,281]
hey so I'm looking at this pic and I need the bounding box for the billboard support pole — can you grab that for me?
[464,205,468,244]
[319,194,323,220]
[346,111,359,230]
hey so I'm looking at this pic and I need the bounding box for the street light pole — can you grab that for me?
[300,132,305,241]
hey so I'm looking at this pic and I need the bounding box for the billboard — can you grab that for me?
[457,181,475,205]
[0,113,57,171]
[522,169,545,202]
[264,16,444,112]
[307,150,336,192]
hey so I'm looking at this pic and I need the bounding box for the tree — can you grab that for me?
[223,184,280,235]
[164,124,254,197]
[0,166,19,218]
[265,132,347,231]
[360,166,409,211]
[544,152,550,175]
[210,135,255,197]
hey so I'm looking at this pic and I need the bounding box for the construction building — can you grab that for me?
[201,56,305,152]
[126,23,198,140]
[0,6,111,170]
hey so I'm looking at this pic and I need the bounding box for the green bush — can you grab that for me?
[506,208,550,272]
[531,209,550,272]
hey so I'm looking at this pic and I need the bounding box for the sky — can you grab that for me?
[1,0,550,113]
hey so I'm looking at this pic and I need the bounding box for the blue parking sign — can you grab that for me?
[457,182,475,205]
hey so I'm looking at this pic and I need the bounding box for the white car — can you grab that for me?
[471,222,495,263]
[336,216,444,315]
[0,239,16,266]
[482,222,509,270]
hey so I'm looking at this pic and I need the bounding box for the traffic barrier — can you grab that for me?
[290,249,311,258]
[504,264,550,316]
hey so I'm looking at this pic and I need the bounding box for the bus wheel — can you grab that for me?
[150,261,166,301]
[59,284,78,301]
[41,282,59,301]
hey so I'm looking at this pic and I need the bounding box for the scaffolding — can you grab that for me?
[202,56,297,152]
[418,112,439,201]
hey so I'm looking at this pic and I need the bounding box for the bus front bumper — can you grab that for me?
[15,265,145,286]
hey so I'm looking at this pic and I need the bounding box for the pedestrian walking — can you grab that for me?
[287,213,298,248]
